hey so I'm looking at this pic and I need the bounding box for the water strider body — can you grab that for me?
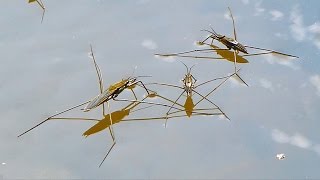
[155,7,298,87]
[17,45,149,137]
[147,61,233,127]
[200,28,248,54]
[82,77,149,112]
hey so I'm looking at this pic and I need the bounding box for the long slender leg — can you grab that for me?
[194,74,233,88]
[90,45,116,143]
[123,115,187,122]
[49,117,100,122]
[89,45,104,95]
[233,51,237,73]
[17,101,90,137]
[19,46,105,138]
[233,51,249,87]
[122,112,223,122]
[113,96,186,127]
[144,82,184,90]
[41,112,225,125]
[240,51,298,58]
[155,94,185,109]
[97,99,116,167]
[106,101,115,140]
[130,89,138,100]
[243,52,272,57]
[228,7,237,42]
[89,45,105,115]
[112,98,184,112]
[156,52,247,61]
[114,97,161,115]
[99,134,116,168]
[90,45,116,166]
[136,82,187,111]
[191,74,197,84]
[26,103,160,167]
[128,84,186,110]
[228,6,246,86]
[99,103,212,167]
[51,115,116,168]
[36,0,45,10]
[46,106,180,123]
[127,89,162,113]
[35,0,45,23]
[164,90,186,128]
[195,72,234,107]
[101,94,154,167]
[244,46,299,58]
[130,104,159,114]
[228,6,238,74]
[166,108,222,117]
[161,54,228,60]
[135,81,150,95]
[129,102,183,116]
[98,90,147,167]
[155,48,230,57]
[192,90,230,121]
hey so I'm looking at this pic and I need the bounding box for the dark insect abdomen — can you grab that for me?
[234,43,248,54]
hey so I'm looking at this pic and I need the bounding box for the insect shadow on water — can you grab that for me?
[28,0,45,23]
[17,45,166,167]
[146,61,235,127]
[155,7,298,86]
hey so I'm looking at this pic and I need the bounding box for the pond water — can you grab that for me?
[0,0,320,179]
